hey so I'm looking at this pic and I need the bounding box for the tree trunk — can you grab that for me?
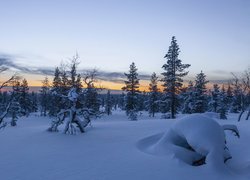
[246,110,250,120]
[238,110,245,121]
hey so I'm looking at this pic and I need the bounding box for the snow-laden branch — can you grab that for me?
[222,124,240,138]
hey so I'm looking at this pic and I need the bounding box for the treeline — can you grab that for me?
[0,36,250,130]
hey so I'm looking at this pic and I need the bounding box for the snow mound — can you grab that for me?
[137,114,236,168]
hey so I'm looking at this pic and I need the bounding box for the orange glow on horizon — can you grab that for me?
[1,72,227,93]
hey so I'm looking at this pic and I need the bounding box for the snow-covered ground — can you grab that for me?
[1,111,250,180]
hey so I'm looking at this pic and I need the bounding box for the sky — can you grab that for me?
[0,0,249,90]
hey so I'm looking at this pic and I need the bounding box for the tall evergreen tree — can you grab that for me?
[9,79,22,126]
[122,62,140,120]
[161,36,190,118]
[19,79,32,116]
[147,72,159,117]
[49,67,63,116]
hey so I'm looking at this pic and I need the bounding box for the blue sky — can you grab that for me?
[0,0,249,87]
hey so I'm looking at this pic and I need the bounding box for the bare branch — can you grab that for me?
[82,69,98,88]
[222,124,240,138]
[0,74,16,89]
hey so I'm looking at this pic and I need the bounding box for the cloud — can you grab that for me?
[0,53,151,84]
[81,70,151,84]
[0,53,54,76]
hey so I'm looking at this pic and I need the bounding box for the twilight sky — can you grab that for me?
[0,0,249,90]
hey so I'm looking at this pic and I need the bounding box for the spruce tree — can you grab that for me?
[30,92,38,113]
[52,67,62,93]
[118,93,125,110]
[105,90,113,115]
[209,84,220,112]
[192,71,209,113]
[49,67,63,116]
[224,83,232,110]
[182,81,195,114]
[218,85,228,119]
[82,70,101,117]
[39,76,51,116]
[161,36,190,118]
[147,72,159,117]
[9,79,22,126]
[19,79,32,116]
[230,77,243,113]
[122,62,140,120]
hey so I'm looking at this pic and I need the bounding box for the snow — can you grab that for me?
[0,111,250,180]
[138,114,231,169]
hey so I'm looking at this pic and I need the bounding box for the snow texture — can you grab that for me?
[0,112,250,180]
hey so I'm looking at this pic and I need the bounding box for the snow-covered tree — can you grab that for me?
[48,57,98,134]
[19,79,32,116]
[49,67,63,116]
[182,81,195,114]
[161,36,190,119]
[217,85,228,119]
[208,84,220,112]
[147,72,159,117]
[192,71,209,113]
[9,79,22,126]
[122,62,140,120]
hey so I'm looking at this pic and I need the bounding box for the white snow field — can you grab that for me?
[1,111,250,180]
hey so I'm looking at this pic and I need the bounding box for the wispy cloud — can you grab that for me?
[94,71,151,84]
[0,53,54,76]
[0,53,151,84]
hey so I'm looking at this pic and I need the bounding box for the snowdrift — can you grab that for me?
[137,114,239,168]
